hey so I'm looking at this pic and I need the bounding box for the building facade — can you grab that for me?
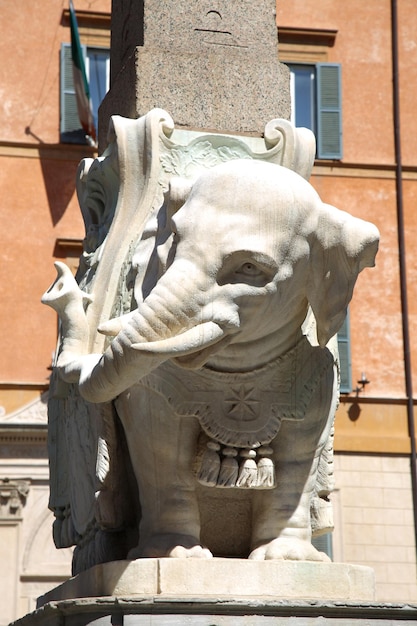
[277,0,417,601]
[0,2,110,622]
[0,0,416,622]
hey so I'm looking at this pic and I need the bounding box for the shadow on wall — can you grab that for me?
[38,149,80,226]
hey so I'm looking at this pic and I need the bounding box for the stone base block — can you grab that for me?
[37,559,375,608]
[16,559,413,626]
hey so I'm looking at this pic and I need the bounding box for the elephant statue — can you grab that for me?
[43,142,379,567]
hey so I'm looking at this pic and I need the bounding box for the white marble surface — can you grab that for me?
[38,558,376,605]
[42,112,379,572]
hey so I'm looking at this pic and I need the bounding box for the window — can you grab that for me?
[60,43,109,144]
[288,63,342,160]
[337,312,352,393]
[312,532,333,559]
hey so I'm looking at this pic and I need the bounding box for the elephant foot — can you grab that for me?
[249,537,330,562]
[168,544,213,558]
[129,533,213,559]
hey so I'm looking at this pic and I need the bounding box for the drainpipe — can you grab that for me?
[391,0,417,560]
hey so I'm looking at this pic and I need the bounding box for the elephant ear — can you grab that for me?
[131,176,194,302]
[307,203,379,347]
[167,176,194,220]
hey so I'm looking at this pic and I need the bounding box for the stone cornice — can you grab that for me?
[0,427,47,449]
[61,9,111,29]
[278,26,338,47]
[3,142,417,178]
[312,161,417,180]
[0,141,96,161]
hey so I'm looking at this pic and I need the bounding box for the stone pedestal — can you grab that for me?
[37,559,376,604]
[8,559,417,626]
[98,0,290,149]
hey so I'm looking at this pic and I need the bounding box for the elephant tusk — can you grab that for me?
[98,311,136,336]
[131,321,228,357]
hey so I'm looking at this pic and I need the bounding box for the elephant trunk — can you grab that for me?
[77,260,240,403]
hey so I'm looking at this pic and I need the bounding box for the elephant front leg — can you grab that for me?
[249,378,336,562]
[116,388,213,559]
[133,482,212,559]
[249,478,330,562]
[249,415,332,561]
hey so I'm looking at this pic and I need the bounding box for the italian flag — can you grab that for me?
[69,0,97,145]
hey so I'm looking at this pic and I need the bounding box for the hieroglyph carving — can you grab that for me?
[42,109,379,573]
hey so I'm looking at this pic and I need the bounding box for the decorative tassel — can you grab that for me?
[236,449,258,488]
[198,441,221,486]
[218,447,239,487]
[257,446,276,488]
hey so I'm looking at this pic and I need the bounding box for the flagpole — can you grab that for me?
[69,0,97,146]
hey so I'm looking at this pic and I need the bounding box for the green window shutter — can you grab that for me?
[312,533,333,560]
[337,312,352,393]
[316,63,342,159]
[60,43,86,143]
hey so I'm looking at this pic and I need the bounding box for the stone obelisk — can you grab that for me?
[99,0,290,149]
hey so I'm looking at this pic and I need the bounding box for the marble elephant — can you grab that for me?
[43,159,379,562]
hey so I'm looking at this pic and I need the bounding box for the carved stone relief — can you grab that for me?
[0,479,29,520]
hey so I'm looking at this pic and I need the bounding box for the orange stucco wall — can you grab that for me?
[278,0,417,409]
[0,0,110,145]
[0,0,110,411]
[0,150,86,386]
[311,172,405,398]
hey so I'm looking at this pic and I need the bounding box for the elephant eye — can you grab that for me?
[218,251,277,287]
[237,262,262,277]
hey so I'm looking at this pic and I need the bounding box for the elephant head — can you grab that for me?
[43,159,379,403]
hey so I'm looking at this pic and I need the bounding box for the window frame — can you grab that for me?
[316,63,343,160]
[337,311,352,394]
[312,532,333,559]
[60,42,109,144]
[287,62,343,160]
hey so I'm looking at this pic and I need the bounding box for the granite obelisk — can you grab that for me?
[99,0,290,149]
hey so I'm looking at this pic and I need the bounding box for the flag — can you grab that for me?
[69,0,97,145]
